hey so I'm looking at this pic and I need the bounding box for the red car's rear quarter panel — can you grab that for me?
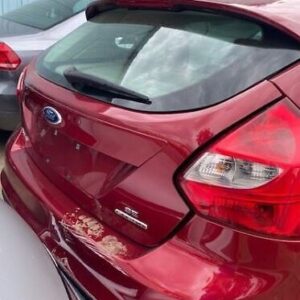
[272,62,300,109]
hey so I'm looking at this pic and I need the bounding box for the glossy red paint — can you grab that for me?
[3,1,300,299]
[271,62,300,109]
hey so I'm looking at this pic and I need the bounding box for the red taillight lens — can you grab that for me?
[180,100,300,239]
[0,42,21,70]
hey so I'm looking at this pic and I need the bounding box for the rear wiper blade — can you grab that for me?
[63,67,151,105]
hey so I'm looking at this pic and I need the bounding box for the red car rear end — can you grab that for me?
[3,0,300,299]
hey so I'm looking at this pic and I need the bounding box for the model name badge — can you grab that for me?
[42,106,62,125]
[115,208,148,230]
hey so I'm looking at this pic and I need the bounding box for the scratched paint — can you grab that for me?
[61,208,127,257]
[97,236,127,256]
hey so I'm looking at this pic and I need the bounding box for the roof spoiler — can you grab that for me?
[85,0,300,43]
[86,0,117,20]
[85,0,180,20]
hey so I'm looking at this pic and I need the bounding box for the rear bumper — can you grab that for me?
[1,129,180,299]
[3,129,300,300]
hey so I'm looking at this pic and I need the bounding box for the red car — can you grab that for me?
[3,0,300,299]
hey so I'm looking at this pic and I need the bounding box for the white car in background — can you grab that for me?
[0,200,87,299]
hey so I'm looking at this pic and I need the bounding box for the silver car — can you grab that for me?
[0,200,87,299]
[0,0,93,131]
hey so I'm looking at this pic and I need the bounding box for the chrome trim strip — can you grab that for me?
[114,209,148,230]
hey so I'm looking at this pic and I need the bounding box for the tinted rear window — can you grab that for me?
[36,8,300,112]
[1,0,93,30]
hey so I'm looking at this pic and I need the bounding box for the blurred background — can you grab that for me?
[0,131,9,172]
[0,0,33,15]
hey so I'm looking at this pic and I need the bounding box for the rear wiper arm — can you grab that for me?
[63,67,151,105]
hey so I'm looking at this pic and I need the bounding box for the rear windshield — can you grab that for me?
[36,8,300,113]
[1,0,93,30]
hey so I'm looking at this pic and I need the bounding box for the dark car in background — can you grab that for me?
[0,0,93,131]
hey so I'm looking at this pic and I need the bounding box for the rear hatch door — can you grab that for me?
[22,73,282,246]
[22,6,300,246]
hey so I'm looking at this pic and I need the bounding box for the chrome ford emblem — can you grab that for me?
[42,106,62,125]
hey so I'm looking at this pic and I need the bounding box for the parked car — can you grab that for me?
[0,200,87,300]
[0,0,93,131]
[3,0,300,299]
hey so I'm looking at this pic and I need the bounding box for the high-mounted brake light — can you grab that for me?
[180,100,300,239]
[0,42,21,70]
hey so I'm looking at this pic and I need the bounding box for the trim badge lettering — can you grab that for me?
[115,207,148,230]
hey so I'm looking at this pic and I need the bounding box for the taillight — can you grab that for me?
[179,100,300,239]
[0,42,21,70]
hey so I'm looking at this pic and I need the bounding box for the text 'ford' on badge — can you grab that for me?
[42,106,62,125]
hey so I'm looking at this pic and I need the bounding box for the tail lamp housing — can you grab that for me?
[0,42,21,70]
[179,100,300,239]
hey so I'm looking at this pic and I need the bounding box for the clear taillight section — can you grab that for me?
[0,42,21,70]
[184,152,281,189]
[179,100,300,239]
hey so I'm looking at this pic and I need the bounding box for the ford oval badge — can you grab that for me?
[42,106,62,125]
